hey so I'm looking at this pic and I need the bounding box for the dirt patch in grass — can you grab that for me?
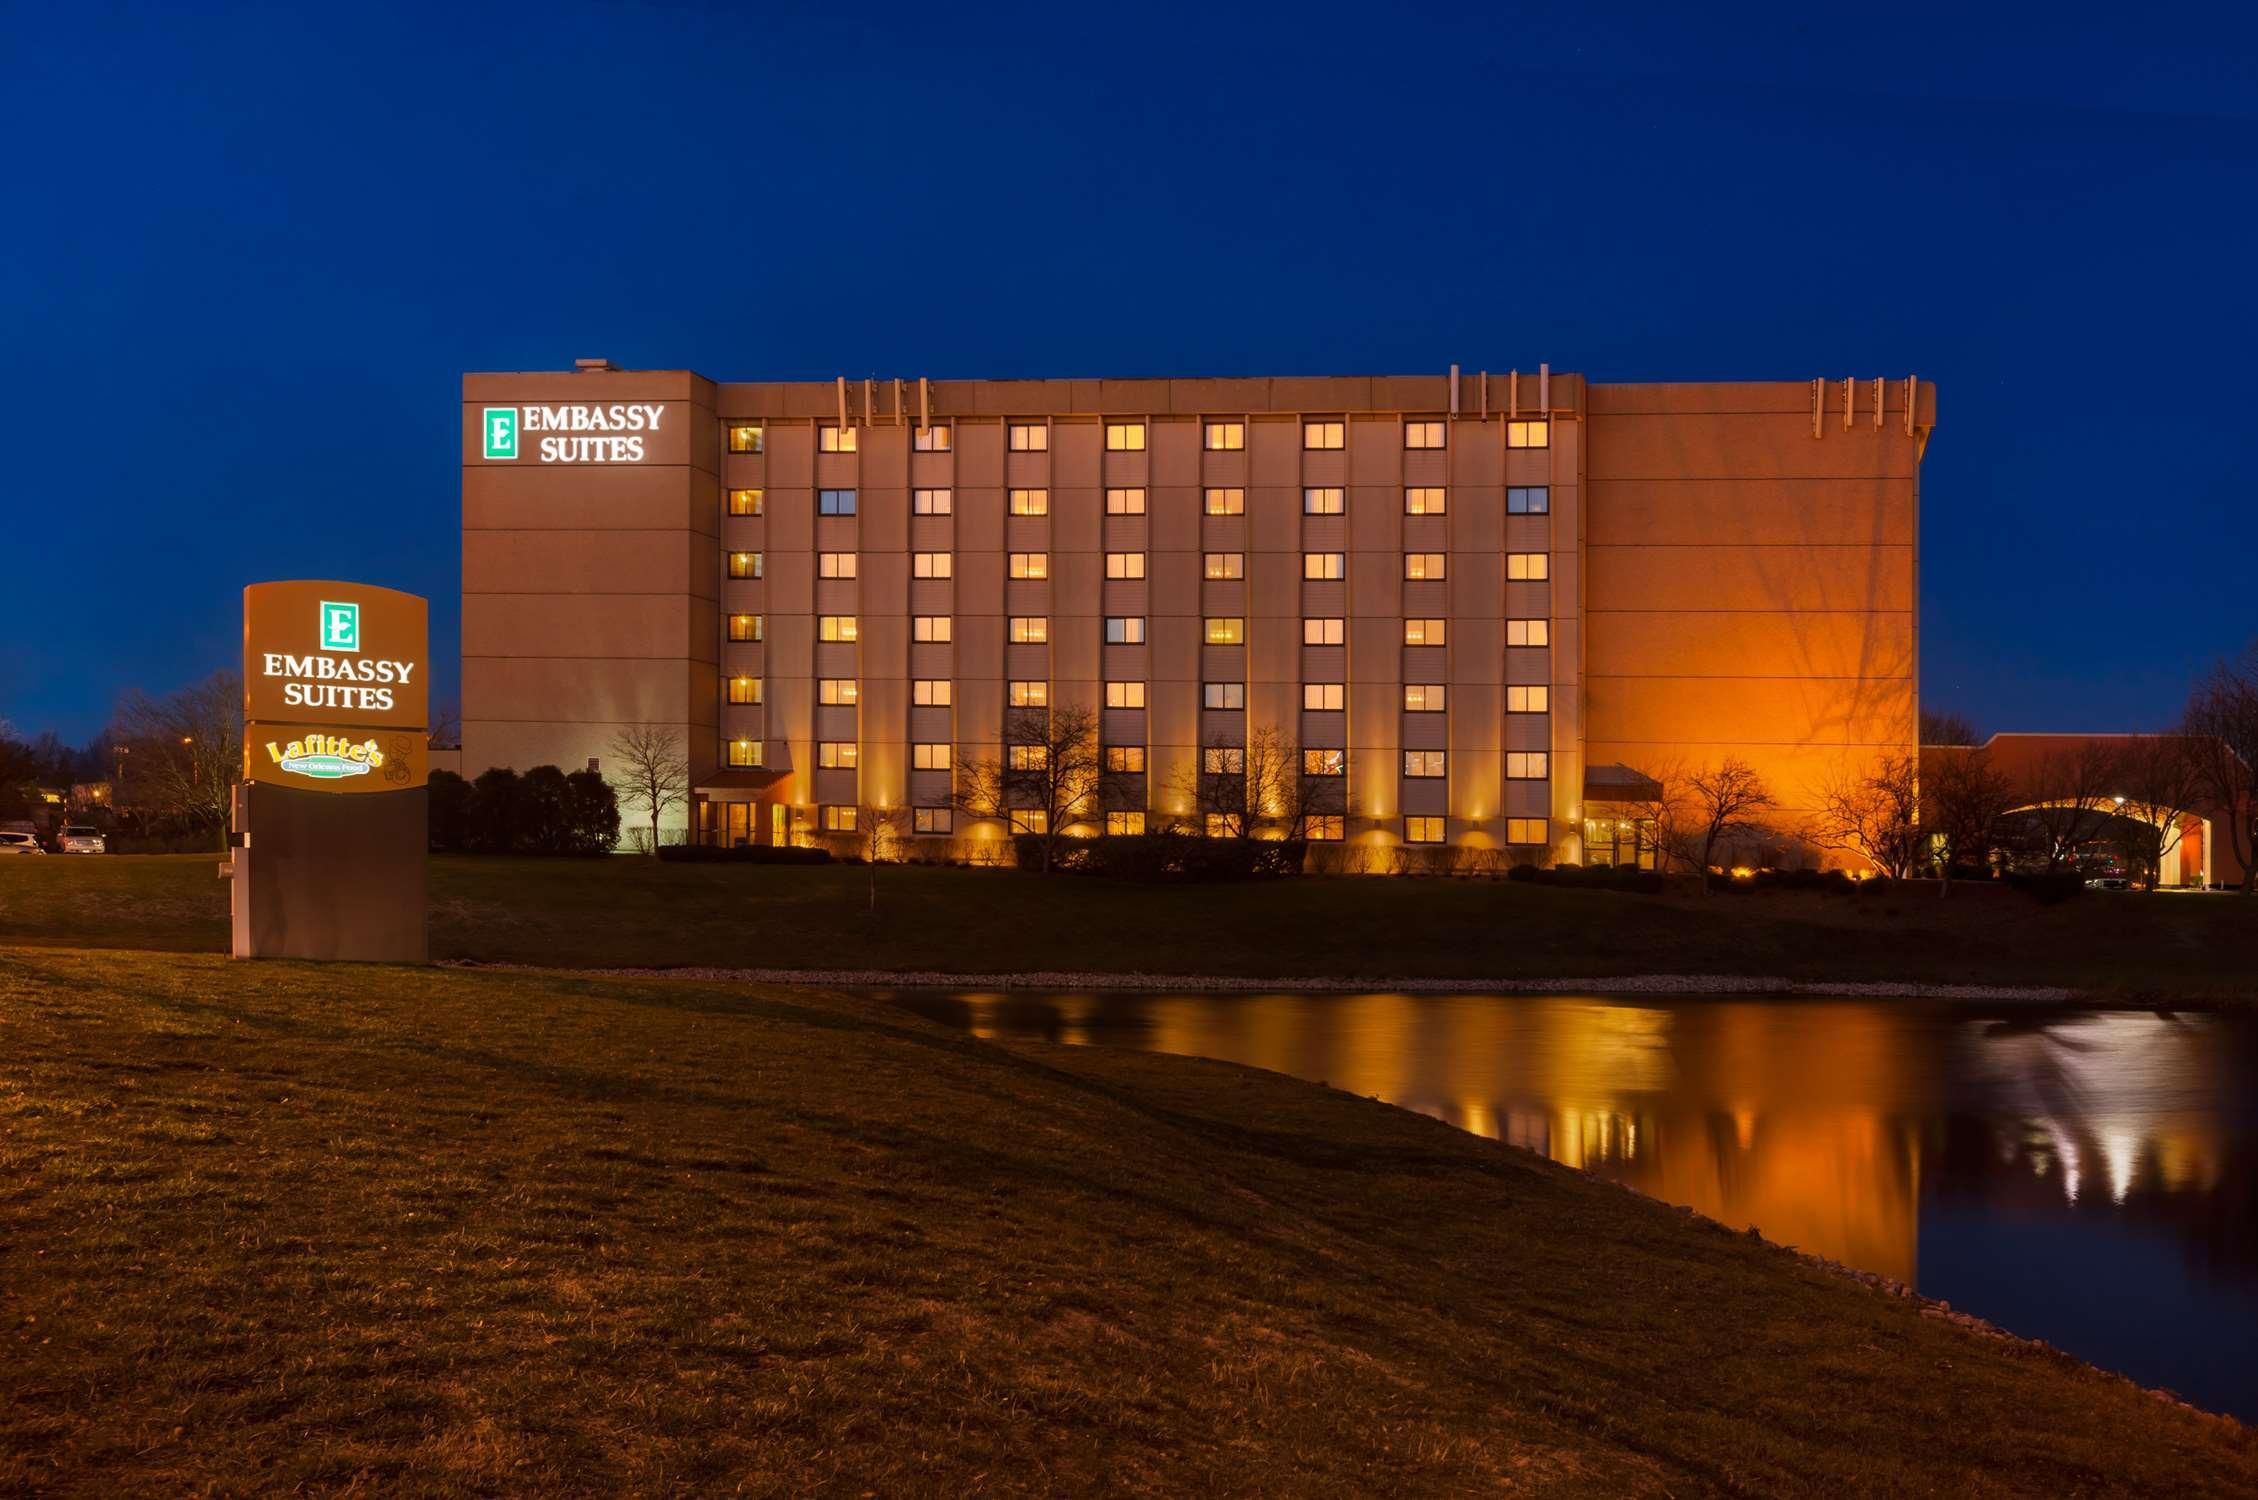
[2,948,2251,1494]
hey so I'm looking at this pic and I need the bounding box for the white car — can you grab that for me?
[0,831,45,855]
[57,826,107,854]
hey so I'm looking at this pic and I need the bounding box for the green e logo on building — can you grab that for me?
[321,600,361,652]
[483,407,519,460]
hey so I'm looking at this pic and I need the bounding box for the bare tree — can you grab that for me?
[1920,708,1981,746]
[1922,748,2018,896]
[1809,752,1923,878]
[1171,734,1251,838]
[2016,740,2120,876]
[2108,736,2209,891]
[427,698,462,751]
[955,704,1101,872]
[114,670,243,849]
[859,805,912,911]
[2184,644,2258,893]
[1682,758,1776,889]
[606,722,688,854]
[1615,760,1691,874]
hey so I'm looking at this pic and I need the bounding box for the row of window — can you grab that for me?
[735,675,1550,716]
[729,419,1551,456]
[727,613,1553,648]
[787,741,1545,782]
[739,548,1549,583]
[785,802,1551,847]
[729,485,1549,518]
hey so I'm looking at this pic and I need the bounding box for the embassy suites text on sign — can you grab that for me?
[483,403,666,463]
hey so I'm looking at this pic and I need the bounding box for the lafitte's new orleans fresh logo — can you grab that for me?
[484,407,519,460]
[320,599,360,652]
[264,733,387,781]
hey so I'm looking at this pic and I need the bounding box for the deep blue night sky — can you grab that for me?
[6,3,2254,743]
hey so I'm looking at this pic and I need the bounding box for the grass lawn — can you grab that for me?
[4,948,2252,1494]
[3,854,2255,999]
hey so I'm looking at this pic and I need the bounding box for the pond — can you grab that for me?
[887,989,2258,1422]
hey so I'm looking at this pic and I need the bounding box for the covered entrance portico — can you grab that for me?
[692,769,794,848]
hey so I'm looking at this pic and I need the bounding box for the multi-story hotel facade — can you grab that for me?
[461,364,1933,861]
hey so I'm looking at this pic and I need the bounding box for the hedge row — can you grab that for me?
[428,768,619,855]
[1017,832,1308,880]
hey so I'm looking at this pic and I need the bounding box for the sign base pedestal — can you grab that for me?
[227,782,428,962]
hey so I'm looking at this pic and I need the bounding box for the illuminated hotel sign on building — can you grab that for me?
[482,403,666,463]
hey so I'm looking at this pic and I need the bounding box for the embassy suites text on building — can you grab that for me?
[459,363,1933,858]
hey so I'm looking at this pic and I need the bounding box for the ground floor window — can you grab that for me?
[914,807,952,834]
[1405,816,1445,844]
[1582,814,1656,868]
[1506,817,1549,847]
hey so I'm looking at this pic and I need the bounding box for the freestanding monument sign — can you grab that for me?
[225,580,430,961]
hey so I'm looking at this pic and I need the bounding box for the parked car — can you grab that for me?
[0,831,45,855]
[2086,875,2131,891]
[57,825,107,854]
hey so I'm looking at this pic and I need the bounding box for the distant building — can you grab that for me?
[461,365,1932,859]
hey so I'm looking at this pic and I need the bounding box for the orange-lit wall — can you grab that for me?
[1583,381,1932,854]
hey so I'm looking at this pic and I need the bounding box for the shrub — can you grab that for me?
[1011,831,1308,881]
[563,769,620,855]
[519,766,571,855]
[427,770,472,852]
[441,765,622,855]
[468,767,524,853]
[657,843,831,865]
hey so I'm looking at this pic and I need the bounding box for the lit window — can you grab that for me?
[914,425,952,452]
[1009,680,1049,708]
[1404,553,1445,581]
[1306,814,1344,841]
[1303,420,1345,450]
[1204,487,1245,515]
[1506,817,1548,845]
[823,806,858,832]
[727,424,763,454]
[1302,487,1343,515]
[1403,618,1447,646]
[1303,617,1345,646]
[1508,486,1549,514]
[915,806,953,833]
[1010,616,1049,643]
[1106,487,1147,515]
[1302,682,1344,711]
[1106,810,1147,835]
[819,489,857,516]
[1010,807,1049,834]
[818,615,858,642]
[1507,420,1549,449]
[728,551,762,580]
[1105,616,1146,644]
[1204,552,1245,580]
[913,742,951,771]
[1008,422,1049,452]
[1405,420,1445,450]
[1010,488,1049,515]
[1404,750,1447,778]
[1303,552,1345,581]
[1008,745,1049,772]
[1204,813,1239,839]
[729,488,763,516]
[727,739,762,767]
[1203,747,1245,774]
[1204,421,1245,451]
[1404,684,1446,712]
[1302,749,1345,777]
[818,425,857,453]
[1010,552,1049,580]
[819,552,858,579]
[727,676,762,705]
[1507,685,1551,713]
[818,741,859,768]
[913,551,953,578]
[1204,617,1245,645]
[1507,618,1550,648]
[1506,752,1550,779]
[1405,816,1446,844]
[913,678,953,705]
[1203,682,1246,710]
[1106,746,1146,773]
[1106,681,1147,709]
[1107,552,1147,579]
[1507,552,1550,581]
[818,678,860,706]
[913,615,953,643]
[1105,422,1147,451]
[1405,487,1446,515]
[913,488,953,514]
[728,614,763,642]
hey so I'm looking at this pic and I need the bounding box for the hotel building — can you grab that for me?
[461,364,1932,860]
